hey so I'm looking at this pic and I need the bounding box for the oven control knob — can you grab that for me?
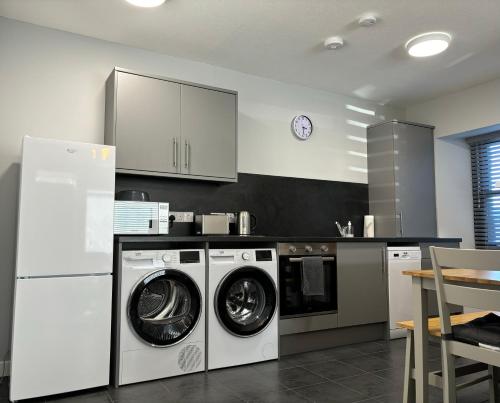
[162,254,171,263]
[289,245,297,253]
[242,252,250,261]
[320,245,329,253]
[304,245,313,253]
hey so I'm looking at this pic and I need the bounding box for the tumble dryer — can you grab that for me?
[208,248,279,370]
[114,249,205,386]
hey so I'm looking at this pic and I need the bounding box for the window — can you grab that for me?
[468,133,500,249]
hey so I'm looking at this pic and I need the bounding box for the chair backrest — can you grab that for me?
[430,247,500,335]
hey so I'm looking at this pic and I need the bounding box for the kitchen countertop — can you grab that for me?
[116,235,462,244]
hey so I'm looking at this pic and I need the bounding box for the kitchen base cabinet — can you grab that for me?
[337,243,388,328]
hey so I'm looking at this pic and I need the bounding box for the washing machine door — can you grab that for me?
[128,269,202,347]
[215,266,277,337]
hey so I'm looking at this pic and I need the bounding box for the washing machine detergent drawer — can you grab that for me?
[120,339,205,385]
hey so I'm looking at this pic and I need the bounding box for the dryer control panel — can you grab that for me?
[123,249,204,269]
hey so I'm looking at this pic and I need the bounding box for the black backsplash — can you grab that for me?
[115,173,368,237]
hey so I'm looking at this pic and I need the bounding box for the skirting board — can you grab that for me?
[0,360,10,377]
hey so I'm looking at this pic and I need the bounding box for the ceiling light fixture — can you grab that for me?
[125,0,166,7]
[405,32,451,57]
[324,36,344,50]
[358,15,378,27]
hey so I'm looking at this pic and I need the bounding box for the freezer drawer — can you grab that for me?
[10,275,112,401]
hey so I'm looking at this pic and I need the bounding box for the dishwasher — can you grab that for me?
[387,246,422,339]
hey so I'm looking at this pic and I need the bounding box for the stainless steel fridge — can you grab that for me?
[367,120,437,237]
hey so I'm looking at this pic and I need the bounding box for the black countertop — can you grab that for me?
[116,235,462,244]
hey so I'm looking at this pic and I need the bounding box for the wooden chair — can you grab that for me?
[397,311,491,403]
[430,246,500,403]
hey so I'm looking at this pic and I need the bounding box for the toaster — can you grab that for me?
[195,214,230,235]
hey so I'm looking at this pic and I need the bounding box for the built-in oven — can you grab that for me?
[278,243,338,335]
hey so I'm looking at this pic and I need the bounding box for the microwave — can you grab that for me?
[114,201,169,235]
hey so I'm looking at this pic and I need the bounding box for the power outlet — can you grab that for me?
[170,211,194,223]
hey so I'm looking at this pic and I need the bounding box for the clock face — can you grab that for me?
[292,115,313,140]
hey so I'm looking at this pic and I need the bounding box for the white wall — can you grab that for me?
[407,77,500,138]
[0,17,401,360]
[406,78,500,249]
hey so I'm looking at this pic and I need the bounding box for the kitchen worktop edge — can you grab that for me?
[116,235,462,244]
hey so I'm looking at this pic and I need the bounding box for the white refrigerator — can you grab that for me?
[10,136,116,401]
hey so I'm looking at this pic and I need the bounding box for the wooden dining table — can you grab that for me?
[402,268,500,403]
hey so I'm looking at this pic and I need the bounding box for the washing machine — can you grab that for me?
[208,248,278,370]
[114,249,205,386]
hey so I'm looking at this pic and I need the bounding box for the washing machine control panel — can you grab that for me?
[209,249,276,264]
[160,250,201,264]
[255,250,273,262]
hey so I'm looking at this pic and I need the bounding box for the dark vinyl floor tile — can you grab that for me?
[335,374,397,400]
[277,367,328,389]
[347,342,389,355]
[47,389,112,403]
[161,372,215,392]
[372,368,405,389]
[222,378,284,401]
[367,351,406,370]
[304,360,367,381]
[107,380,169,403]
[248,387,312,403]
[251,357,299,373]
[292,381,365,403]
[337,355,393,373]
[317,346,369,362]
[287,350,340,366]
[163,382,244,403]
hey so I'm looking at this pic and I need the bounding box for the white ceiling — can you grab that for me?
[1,0,500,107]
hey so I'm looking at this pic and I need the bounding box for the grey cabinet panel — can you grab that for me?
[180,85,237,179]
[115,72,180,173]
[367,123,398,237]
[394,124,437,237]
[104,68,238,182]
[367,121,437,237]
[337,243,388,327]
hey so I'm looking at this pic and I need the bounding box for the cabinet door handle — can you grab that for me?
[381,248,386,276]
[185,140,190,169]
[173,138,177,168]
[399,211,404,236]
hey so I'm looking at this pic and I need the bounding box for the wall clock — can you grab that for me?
[291,115,313,140]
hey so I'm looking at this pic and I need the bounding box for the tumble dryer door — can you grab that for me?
[215,266,277,337]
[128,269,202,347]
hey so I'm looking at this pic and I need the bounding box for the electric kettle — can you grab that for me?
[237,211,257,235]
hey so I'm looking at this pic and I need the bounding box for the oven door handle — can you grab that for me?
[288,257,335,263]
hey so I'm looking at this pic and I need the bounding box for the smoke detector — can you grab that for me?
[324,36,344,50]
[358,15,378,27]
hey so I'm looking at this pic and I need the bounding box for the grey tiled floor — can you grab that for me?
[0,339,492,402]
